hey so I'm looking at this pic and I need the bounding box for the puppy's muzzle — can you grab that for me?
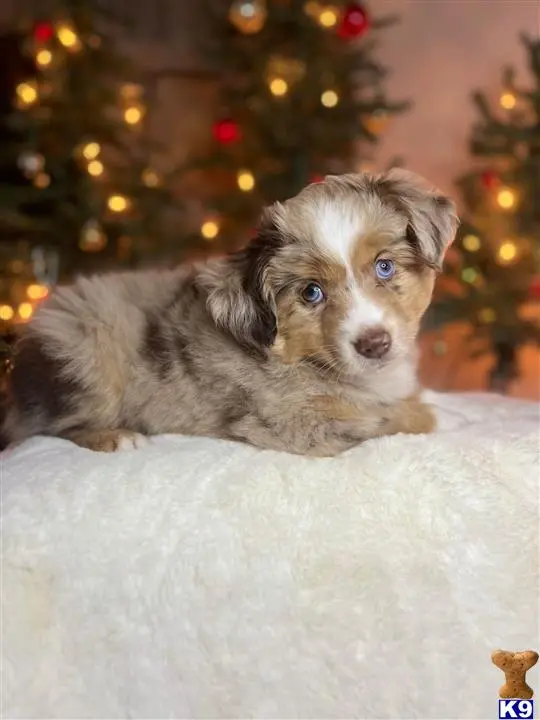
[353,327,392,359]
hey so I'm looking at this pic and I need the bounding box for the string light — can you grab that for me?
[108,194,129,212]
[16,81,38,106]
[500,91,516,110]
[142,169,160,187]
[321,89,339,107]
[57,24,80,50]
[0,305,14,321]
[497,240,518,264]
[87,160,104,177]
[124,106,144,125]
[26,284,49,301]
[479,308,496,324]
[461,267,478,284]
[201,220,220,240]
[318,8,339,26]
[269,78,288,96]
[237,169,255,191]
[496,187,516,210]
[18,302,34,320]
[36,49,53,67]
[82,142,100,160]
[79,220,107,252]
[18,151,44,177]
[34,173,50,188]
[462,234,481,252]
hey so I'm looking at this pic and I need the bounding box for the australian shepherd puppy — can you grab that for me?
[0,170,457,456]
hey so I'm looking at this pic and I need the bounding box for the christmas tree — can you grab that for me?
[428,33,540,391]
[0,0,183,333]
[187,0,408,250]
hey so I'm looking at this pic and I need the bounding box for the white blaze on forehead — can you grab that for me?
[310,195,390,265]
[310,198,387,336]
[312,201,362,266]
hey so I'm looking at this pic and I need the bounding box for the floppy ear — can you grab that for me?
[377,168,459,270]
[201,206,284,352]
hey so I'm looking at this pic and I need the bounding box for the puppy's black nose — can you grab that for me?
[353,328,392,359]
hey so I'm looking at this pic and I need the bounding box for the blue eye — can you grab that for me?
[375,258,396,280]
[302,282,325,305]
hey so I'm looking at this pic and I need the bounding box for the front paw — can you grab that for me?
[64,429,149,452]
[390,399,437,436]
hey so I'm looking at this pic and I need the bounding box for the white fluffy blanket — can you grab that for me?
[2,391,539,719]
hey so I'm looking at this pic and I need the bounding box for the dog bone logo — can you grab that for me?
[492,649,539,699]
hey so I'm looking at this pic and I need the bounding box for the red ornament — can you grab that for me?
[33,22,55,43]
[480,169,500,190]
[337,4,370,40]
[213,119,240,145]
[529,276,540,300]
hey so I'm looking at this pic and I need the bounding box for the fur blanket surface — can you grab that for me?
[2,391,539,719]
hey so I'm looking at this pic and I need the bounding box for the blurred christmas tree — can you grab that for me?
[187,0,408,250]
[0,0,184,333]
[428,33,540,391]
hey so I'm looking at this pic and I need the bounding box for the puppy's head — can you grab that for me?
[203,169,458,381]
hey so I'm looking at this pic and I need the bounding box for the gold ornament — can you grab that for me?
[229,0,267,34]
[79,219,107,252]
[18,151,44,178]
